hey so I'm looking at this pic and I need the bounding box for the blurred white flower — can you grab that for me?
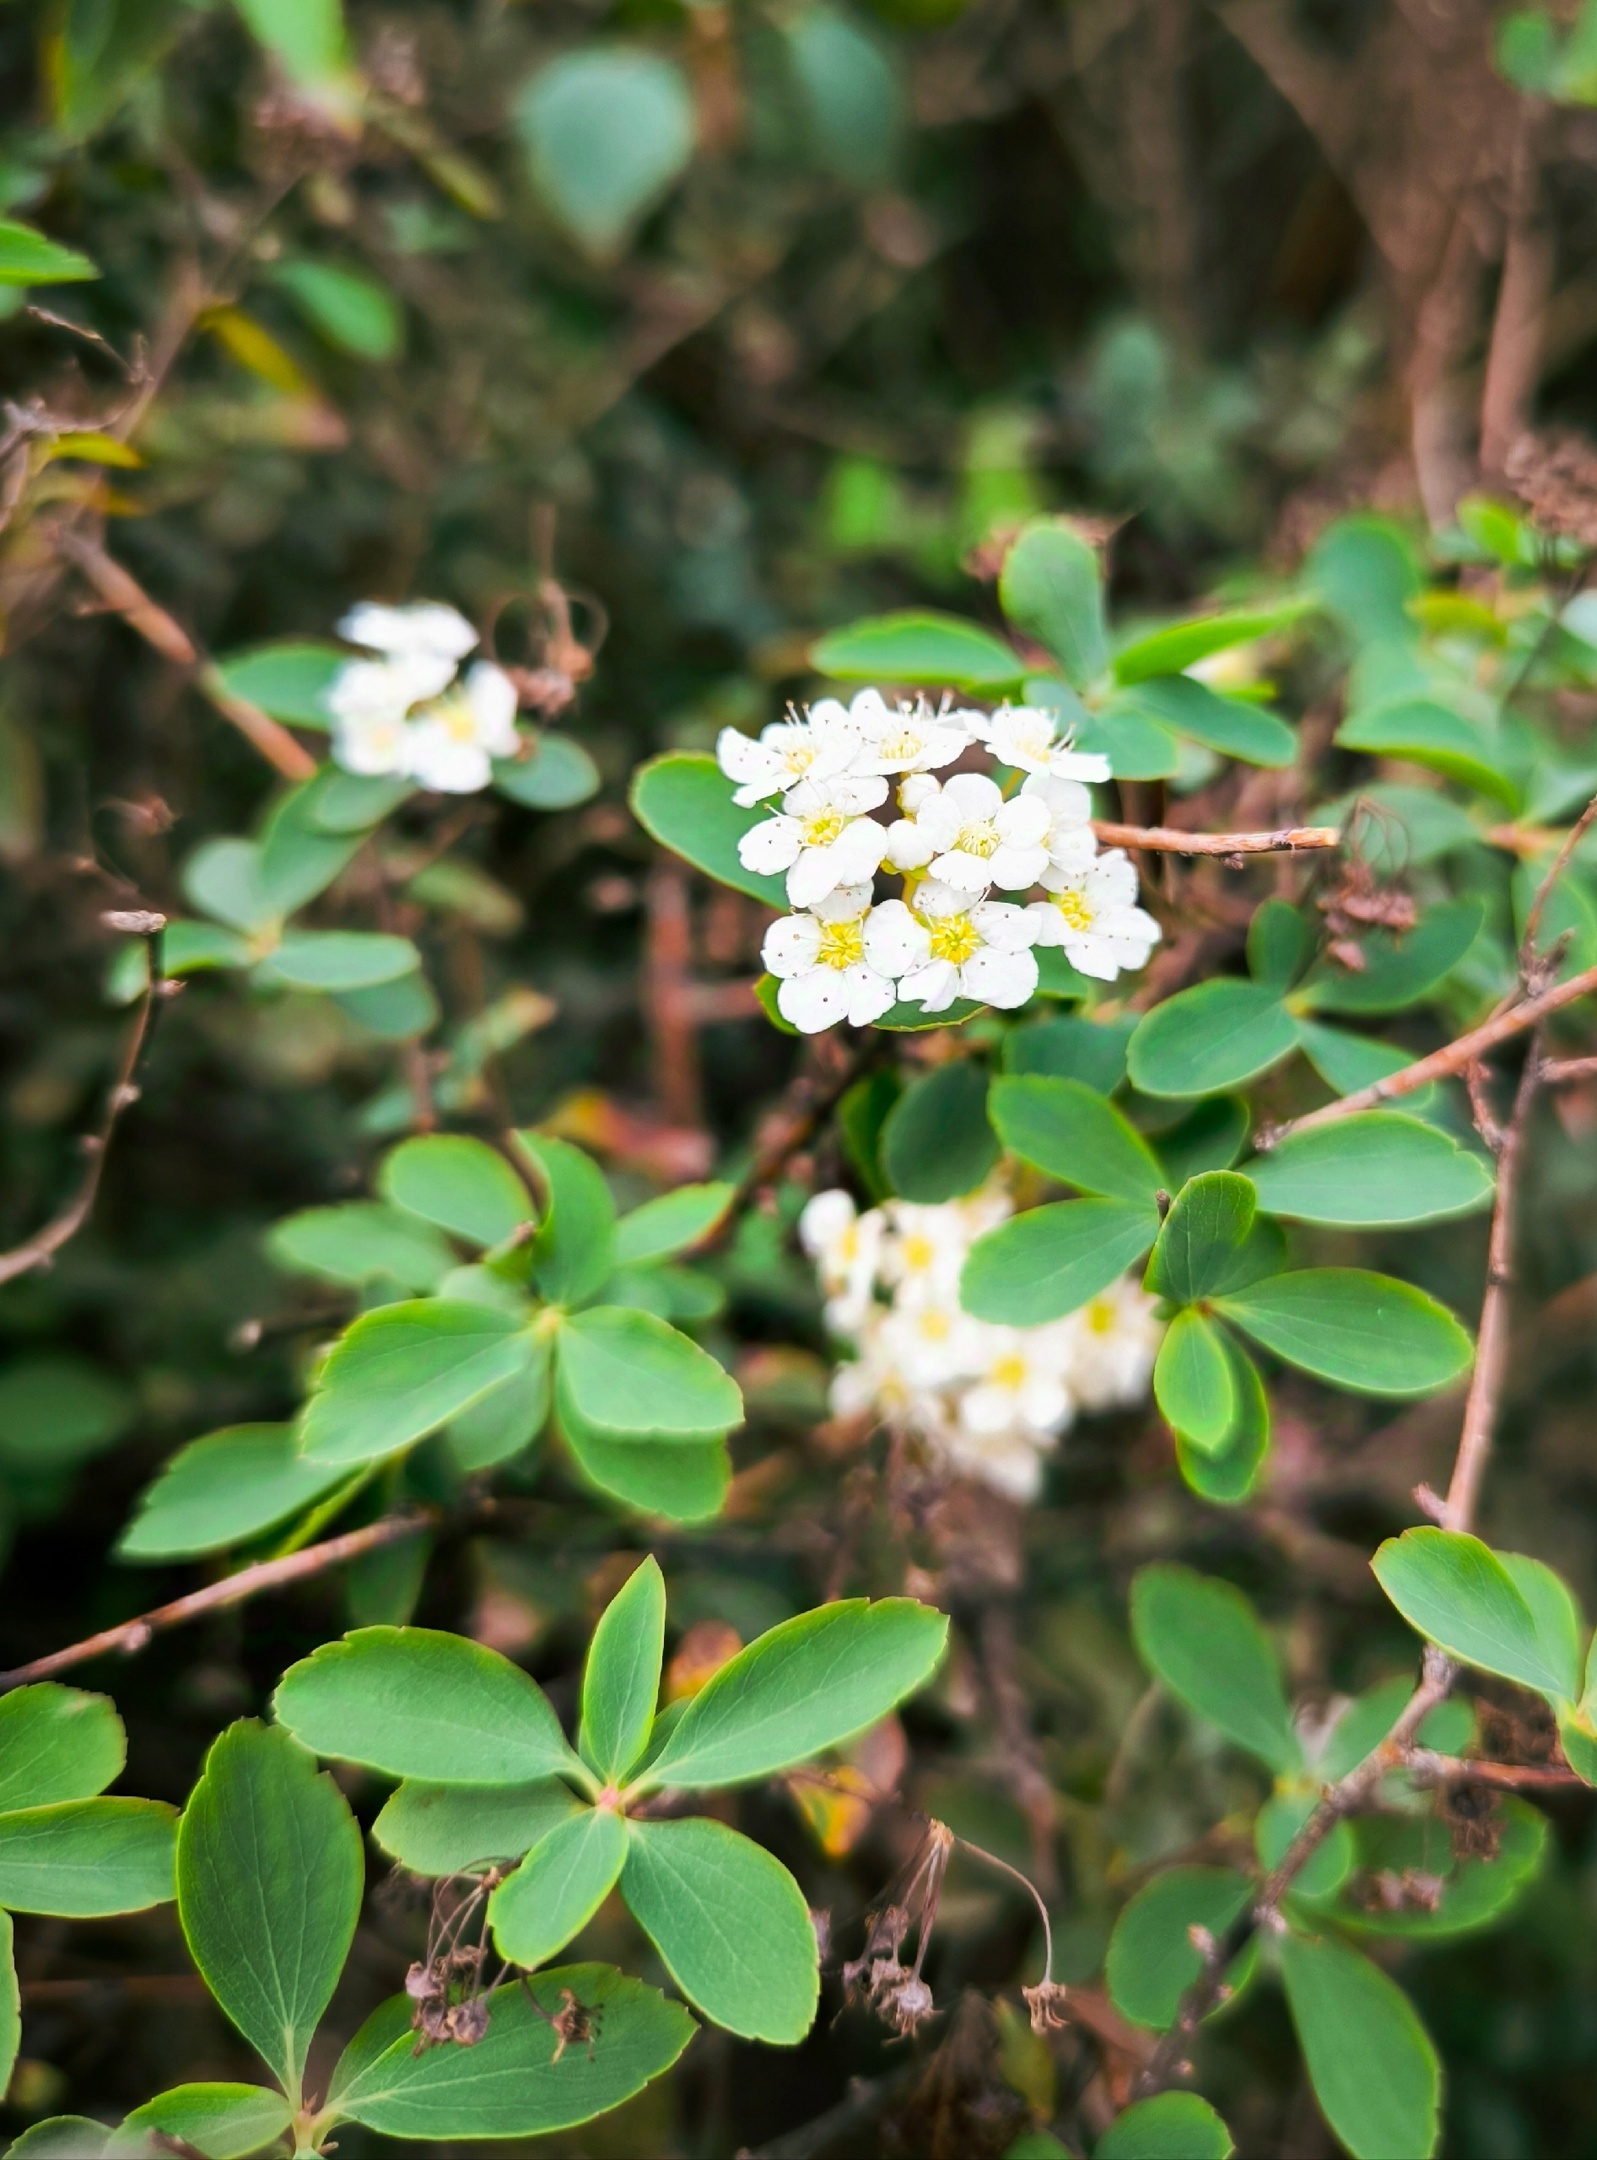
[762,885,904,1033]
[850,690,973,776]
[1062,1277,1164,1410]
[975,704,1111,783]
[716,703,863,807]
[939,1420,1055,1502]
[403,661,521,794]
[1027,849,1161,981]
[327,700,413,779]
[958,1323,1076,1442]
[338,600,479,668]
[885,773,1052,894]
[879,1200,971,1308]
[892,879,1040,1012]
[880,1300,988,1390]
[738,774,889,905]
[799,1189,884,1334]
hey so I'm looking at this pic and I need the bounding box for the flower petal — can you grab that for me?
[961,945,1037,1008]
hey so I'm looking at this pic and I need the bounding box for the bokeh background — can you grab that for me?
[3,0,1597,2152]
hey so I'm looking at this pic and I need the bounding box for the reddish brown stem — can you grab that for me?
[1091,820,1339,856]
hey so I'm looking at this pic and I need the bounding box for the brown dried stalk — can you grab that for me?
[1090,820,1339,857]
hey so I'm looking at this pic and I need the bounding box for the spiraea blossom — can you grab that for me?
[801,1185,1161,1501]
[327,602,523,794]
[716,687,1159,1032]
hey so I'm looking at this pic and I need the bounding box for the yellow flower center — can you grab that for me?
[880,727,923,762]
[991,1352,1028,1389]
[801,809,847,848]
[917,1310,951,1342]
[956,818,1001,859]
[1053,889,1095,933]
[815,917,865,971]
[1084,1298,1116,1334]
[785,742,818,774]
[901,1233,935,1272]
[928,912,981,964]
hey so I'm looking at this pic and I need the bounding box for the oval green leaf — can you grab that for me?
[629,753,788,906]
[1247,1113,1493,1226]
[988,1076,1162,1202]
[489,1808,627,1969]
[1370,1528,1580,1701]
[881,1061,999,1202]
[581,1557,666,1782]
[808,610,1024,690]
[961,1199,1158,1326]
[0,1686,124,1813]
[118,1425,351,1561]
[1130,1564,1301,1773]
[379,1135,534,1250]
[1279,1930,1440,2160]
[1127,980,1300,1099]
[1215,1269,1473,1396]
[556,1307,741,1439]
[299,1300,535,1467]
[1144,1171,1257,1305]
[998,520,1107,688]
[1097,2092,1235,2159]
[0,1798,176,1916]
[373,1780,581,1878]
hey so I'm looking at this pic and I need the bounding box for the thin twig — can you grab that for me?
[0,941,167,1288]
[1090,820,1339,857]
[1540,1054,1597,1085]
[1404,1750,1586,1791]
[1257,959,1597,1146]
[1522,788,1597,958]
[0,1507,445,1689]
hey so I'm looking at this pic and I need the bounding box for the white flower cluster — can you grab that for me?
[719,689,1162,1034]
[327,602,521,794]
[801,1186,1163,1502]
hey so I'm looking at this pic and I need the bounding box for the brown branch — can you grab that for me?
[1258,959,1597,1146]
[0,938,167,1288]
[1404,1750,1586,1792]
[1522,789,1597,959]
[1540,1054,1597,1086]
[1090,820,1339,857]
[0,1507,443,1690]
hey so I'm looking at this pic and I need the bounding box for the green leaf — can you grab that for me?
[1248,898,1313,988]
[183,839,276,934]
[516,49,695,260]
[231,0,349,86]
[518,1133,619,1306]
[1279,1931,1440,2160]
[561,1415,732,1523]
[1106,1866,1252,2029]
[1112,599,1314,685]
[1153,1310,1237,1454]
[556,1307,740,1439]
[1371,1529,1580,1700]
[0,220,98,286]
[1318,1678,1473,1781]
[267,1202,455,1290]
[0,1356,132,1473]
[1075,695,1181,780]
[783,5,903,187]
[960,1199,1158,1326]
[1097,2093,1235,2160]
[210,642,346,728]
[256,782,366,917]
[1001,1014,1134,1093]
[372,1780,581,1877]
[493,733,601,809]
[629,754,788,906]
[0,1912,16,2109]
[988,1076,1162,1202]
[446,1346,552,1472]
[1155,1098,1250,1189]
[121,2084,293,2160]
[621,1818,817,2042]
[379,1134,534,1250]
[1297,898,1485,1015]
[614,1184,733,1266]
[998,520,1107,688]
[1175,1335,1270,1505]
[1336,700,1517,805]
[0,1798,176,1915]
[333,969,439,1042]
[1130,1565,1301,1773]
[581,1557,665,1782]
[6,2121,111,2158]
[268,260,402,361]
[489,1808,627,1967]
[257,930,419,993]
[1257,1790,1353,1903]
[118,1426,350,1561]
[1247,1113,1493,1226]
[881,1062,998,1202]
[1341,1798,1547,1940]
[1145,1172,1257,1304]
[0,1685,124,1814]
[327,1965,695,2138]
[1121,676,1296,767]
[1127,981,1299,1098]
[299,1299,535,1466]
[808,611,1025,690]
[161,920,253,973]
[176,1723,359,2102]
[837,1068,900,1200]
[1216,1270,1473,1396]
[274,1627,581,1785]
[643,1598,947,1790]
[1292,1019,1440,1110]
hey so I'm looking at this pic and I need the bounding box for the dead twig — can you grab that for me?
[1090,821,1339,857]
[1522,788,1597,959]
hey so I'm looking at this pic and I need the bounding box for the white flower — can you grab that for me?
[1186,643,1261,692]
[884,773,1052,894]
[762,885,904,1034]
[1021,772,1098,874]
[849,689,973,776]
[1062,1276,1163,1410]
[738,775,889,906]
[403,661,522,794]
[958,1323,1075,1442]
[1026,849,1161,982]
[799,1189,884,1336]
[716,703,863,807]
[975,704,1111,783]
[329,705,412,778]
[879,1300,988,1390]
[938,1420,1054,1502]
[879,1200,971,1308]
[338,600,479,668]
[888,879,1040,1013]
[830,1312,950,1440]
